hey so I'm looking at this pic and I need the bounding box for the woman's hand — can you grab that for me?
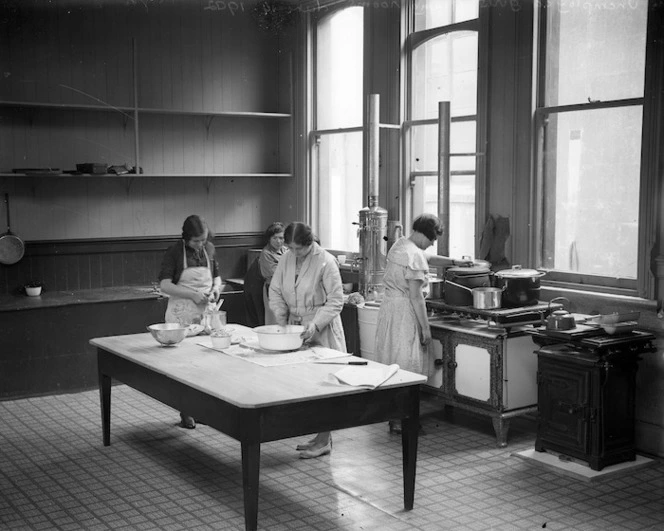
[190,290,208,305]
[420,326,432,346]
[300,322,317,342]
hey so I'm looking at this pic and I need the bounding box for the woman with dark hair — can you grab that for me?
[258,222,287,324]
[269,221,346,458]
[158,214,222,428]
[373,213,470,433]
[243,222,287,327]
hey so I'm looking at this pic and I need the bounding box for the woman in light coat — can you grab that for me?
[269,222,346,458]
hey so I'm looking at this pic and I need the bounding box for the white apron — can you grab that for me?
[165,242,212,325]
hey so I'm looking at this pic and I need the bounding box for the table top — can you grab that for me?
[91,332,426,409]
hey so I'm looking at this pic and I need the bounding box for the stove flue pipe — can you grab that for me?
[357,94,388,300]
[367,94,380,208]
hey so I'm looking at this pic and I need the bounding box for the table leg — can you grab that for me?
[401,387,420,510]
[241,440,260,531]
[99,370,112,447]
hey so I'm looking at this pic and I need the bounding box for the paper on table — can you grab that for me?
[196,341,349,367]
[330,363,400,390]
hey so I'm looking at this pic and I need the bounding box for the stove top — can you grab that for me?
[426,300,561,326]
[527,326,656,352]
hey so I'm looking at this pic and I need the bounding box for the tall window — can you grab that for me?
[536,2,648,289]
[406,0,479,257]
[312,6,364,251]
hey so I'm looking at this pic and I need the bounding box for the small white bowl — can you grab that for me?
[25,286,42,296]
[211,334,232,349]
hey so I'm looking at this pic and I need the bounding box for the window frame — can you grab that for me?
[308,3,365,252]
[532,1,658,298]
[402,9,487,258]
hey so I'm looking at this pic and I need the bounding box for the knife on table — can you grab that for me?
[314,360,368,365]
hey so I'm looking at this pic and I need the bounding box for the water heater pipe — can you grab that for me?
[367,94,380,208]
[437,101,451,256]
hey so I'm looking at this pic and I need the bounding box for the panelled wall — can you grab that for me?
[0,0,294,250]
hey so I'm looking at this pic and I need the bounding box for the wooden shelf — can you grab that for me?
[0,100,290,119]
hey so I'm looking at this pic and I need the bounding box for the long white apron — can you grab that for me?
[164,242,212,325]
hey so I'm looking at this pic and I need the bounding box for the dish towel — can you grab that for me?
[331,363,400,390]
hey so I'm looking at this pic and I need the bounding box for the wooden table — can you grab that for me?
[90,333,426,531]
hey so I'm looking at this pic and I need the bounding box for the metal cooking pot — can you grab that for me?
[494,265,546,307]
[472,286,503,309]
[545,297,576,331]
[444,265,491,306]
[425,278,444,300]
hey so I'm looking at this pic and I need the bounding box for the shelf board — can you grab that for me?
[1,172,292,178]
[0,100,291,118]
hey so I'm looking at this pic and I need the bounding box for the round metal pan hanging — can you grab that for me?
[0,193,25,265]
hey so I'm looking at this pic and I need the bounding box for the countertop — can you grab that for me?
[0,285,163,312]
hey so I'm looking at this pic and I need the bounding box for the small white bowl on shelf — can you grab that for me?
[25,286,42,296]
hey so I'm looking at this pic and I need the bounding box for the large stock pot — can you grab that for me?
[493,265,546,307]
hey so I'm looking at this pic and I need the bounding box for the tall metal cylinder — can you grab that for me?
[358,206,388,298]
[358,94,388,299]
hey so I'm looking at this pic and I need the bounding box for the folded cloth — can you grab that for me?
[331,363,400,390]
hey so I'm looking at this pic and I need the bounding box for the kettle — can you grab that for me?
[545,297,576,331]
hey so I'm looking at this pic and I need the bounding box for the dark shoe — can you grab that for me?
[179,414,196,429]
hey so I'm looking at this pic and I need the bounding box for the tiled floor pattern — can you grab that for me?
[1,386,663,530]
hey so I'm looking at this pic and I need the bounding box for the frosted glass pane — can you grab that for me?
[545,5,647,106]
[542,107,641,278]
[316,7,364,129]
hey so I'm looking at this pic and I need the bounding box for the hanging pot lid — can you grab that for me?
[494,265,546,279]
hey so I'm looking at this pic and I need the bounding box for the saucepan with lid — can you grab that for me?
[494,265,546,307]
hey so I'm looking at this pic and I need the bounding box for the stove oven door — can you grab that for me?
[536,354,592,457]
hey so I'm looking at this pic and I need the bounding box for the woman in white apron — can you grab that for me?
[159,215,222,428]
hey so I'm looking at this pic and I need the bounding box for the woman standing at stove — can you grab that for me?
[373,213,469,433]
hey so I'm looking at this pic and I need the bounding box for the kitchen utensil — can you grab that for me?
[442,279,473,305]
[494,265,546,307]
[147,323,188,346]
[545,297,576,331]
[425,277,445,299]
[315,360,368,365]
[0,193,25,265]
[215,298,224,311]
[254,324,305,351]
[203,310,226,334]
[472,286,503,309]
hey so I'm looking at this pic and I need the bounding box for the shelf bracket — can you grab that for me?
[204,115,215,138]
[205,177,213,193]
[125,176,134,194]
[122,114,130,130]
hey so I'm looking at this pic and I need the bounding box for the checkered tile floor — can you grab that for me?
[1,386,663,530]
